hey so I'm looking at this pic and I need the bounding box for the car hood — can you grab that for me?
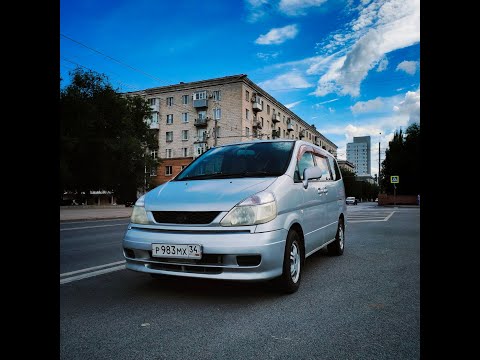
[144,177,277,212]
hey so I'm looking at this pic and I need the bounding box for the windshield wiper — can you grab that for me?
[176,172,226,181]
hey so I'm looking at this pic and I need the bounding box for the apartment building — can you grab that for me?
[346,136,371,176]
[125,74,338,185]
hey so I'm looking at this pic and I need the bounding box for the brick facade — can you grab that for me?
[125,74,338,186]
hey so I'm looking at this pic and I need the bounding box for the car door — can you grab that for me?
[313,153,340,243]
[296,148,326,254]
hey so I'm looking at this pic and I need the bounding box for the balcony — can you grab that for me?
[149,103,160,112]
[287,123,294,132]
[299,130,305,139]
[272,114,280,123]
[251,100,263,112]
[194,117,208,127]
[193,99,208,108]
[272,130,280,138]
[149,121,159,130]
[253,119,262,129]
[194,134,209,143]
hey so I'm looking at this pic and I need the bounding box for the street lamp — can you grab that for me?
[378,132,381,188]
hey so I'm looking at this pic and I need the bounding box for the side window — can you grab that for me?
[328,157,341,181]
[314,154,332,181]
[295,152,315,181]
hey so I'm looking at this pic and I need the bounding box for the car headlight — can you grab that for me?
[220,191,277,226]
[130,195,149,224]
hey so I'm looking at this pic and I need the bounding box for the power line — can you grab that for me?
[61,33,163,83]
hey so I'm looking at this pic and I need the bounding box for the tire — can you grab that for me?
[328,218,345,256]
[276,230,303,294]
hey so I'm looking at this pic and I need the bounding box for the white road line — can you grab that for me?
[60,218,131,225]
[60,223,128,231]
[349,211,396,223]
[60,260,126,277]
[60,265,126,284]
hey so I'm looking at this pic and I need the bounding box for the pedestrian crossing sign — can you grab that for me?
[390,176,399,183]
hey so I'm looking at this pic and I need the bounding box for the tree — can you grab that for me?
[340,167,356,197]
[60,68,158,203]
[381,123,420,195]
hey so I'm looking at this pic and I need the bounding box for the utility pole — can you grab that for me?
[378,132,381,188]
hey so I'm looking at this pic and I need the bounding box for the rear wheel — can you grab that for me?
[328,218,345,256]
[276,230,303,294]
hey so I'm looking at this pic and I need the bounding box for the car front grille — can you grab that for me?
[151,211,221,224]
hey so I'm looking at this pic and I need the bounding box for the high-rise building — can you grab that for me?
[346,136,371,176]
[125,74,338,185]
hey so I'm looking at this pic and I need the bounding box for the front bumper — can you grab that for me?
[122,225,287,281]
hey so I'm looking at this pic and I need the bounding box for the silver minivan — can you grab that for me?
[123,140,346,293]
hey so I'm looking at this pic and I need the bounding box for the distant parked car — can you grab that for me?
[346,197,357,205]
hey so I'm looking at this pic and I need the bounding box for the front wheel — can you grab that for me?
[276,230,303,294]
[328,218,345,256]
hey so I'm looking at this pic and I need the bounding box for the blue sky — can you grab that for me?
[60,0,420,177]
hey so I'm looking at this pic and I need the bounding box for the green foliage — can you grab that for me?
[60,68,158,202]
[380,123,420,195]
[340,167,379,201]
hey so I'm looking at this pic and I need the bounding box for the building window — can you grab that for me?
[151,149,158,159]
[194,91,206,100]
[198,110,207,120]
[245,90,249,101]
[166,131,173,142]
[267,104,270,114]
[182,113,189,123]
[166,97,174,106]
[182,147,188,157]
[246,109,249,120]
[166,149,172,158]
[245,127,250,137]
[182,95,188,104]
[165,166,172,176]
[261,117,264,127]
[182,130,189,141]
[213,90,221,101]
[166,114,173,124]
[283,129,286,138]
[213,108,221,120]
[148,98,156,105]
[149,112,158,124]
[150,167,157,176]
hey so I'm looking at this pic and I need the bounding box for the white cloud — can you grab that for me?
[328,107,335,113]
[256,52,281,61]
[396,60,419,75]
[393,88,420,123]
[285,100,304,109]
[279,0,328,16]
[350,97,384,114]
[245,0,271,23]
[312,0,420,97]
[255,24,299,45]
[317,98,339,105]
[376,57,388,72]
[258,72,313,91]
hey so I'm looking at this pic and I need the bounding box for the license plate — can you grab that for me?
[152,244,202,259]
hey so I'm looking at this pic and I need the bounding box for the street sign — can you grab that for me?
[390,176,399,183]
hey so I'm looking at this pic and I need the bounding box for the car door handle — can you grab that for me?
[317,188,328,195]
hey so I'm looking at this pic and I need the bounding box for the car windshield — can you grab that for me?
[174,141,295,181]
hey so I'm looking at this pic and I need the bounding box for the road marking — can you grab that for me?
[60,260,126,277]
[60,218,131,225]
[349,211,396,223]
[60,265,126,284]
[60,223,129,231]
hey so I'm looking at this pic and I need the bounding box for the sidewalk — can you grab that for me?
[60,205,133,222]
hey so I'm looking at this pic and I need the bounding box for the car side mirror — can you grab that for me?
[303,166,322,189]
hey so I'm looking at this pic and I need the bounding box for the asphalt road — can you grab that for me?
[60,204,420,360]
